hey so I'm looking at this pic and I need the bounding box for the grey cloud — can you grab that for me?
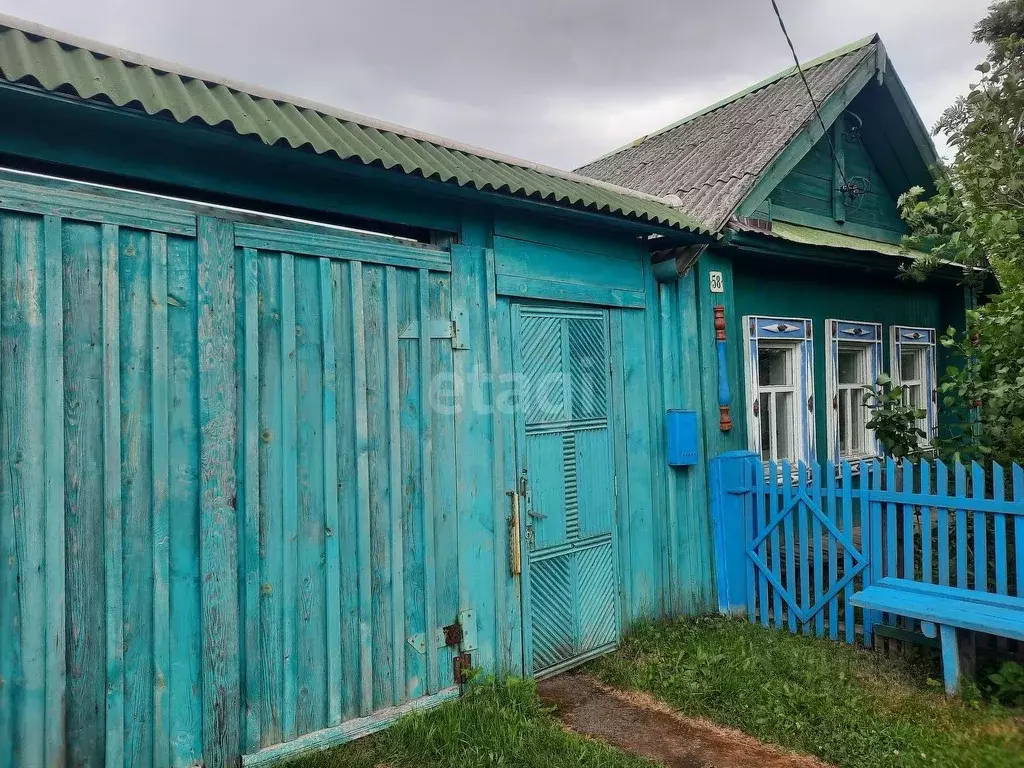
[0,0,994,167]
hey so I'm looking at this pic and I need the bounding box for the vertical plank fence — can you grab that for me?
[711,453,1024,645]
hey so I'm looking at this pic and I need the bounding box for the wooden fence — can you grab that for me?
[710,452,1024,645]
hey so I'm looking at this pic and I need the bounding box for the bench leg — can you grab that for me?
[938,625,961,695]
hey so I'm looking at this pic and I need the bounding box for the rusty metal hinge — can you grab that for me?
[453,652,473,684]
[442,621,464,647]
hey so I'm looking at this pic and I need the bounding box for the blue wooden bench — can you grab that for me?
[851,578,1024,694]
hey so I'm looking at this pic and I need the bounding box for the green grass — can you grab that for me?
[591,616,1024,768]
[283,678,654,768]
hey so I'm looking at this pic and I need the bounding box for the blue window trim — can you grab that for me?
[890,325,938,445]
[825,319,883,463]
[743,315,815,468]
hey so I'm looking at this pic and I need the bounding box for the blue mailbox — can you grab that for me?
[666,409,699,467]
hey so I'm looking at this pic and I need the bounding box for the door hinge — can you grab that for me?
[450,314,469,351]
[453,652,473,684]
[442,621,463,647]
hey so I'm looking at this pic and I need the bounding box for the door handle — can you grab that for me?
[507,491,522,576]
[527,510,546,520]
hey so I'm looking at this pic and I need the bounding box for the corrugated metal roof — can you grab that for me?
[0,15,712,236]
[575,36,880,232]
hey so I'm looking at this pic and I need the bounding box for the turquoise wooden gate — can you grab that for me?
[511,304,620,676]
[0,172,465,768]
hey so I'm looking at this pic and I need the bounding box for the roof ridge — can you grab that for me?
[579,33,879,169]
[0,12,699,220]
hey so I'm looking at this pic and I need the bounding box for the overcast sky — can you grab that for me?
[0,0,993,169]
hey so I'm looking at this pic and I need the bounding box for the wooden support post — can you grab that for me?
[938,624,961,695]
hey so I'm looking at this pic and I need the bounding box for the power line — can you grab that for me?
[769,0,853,194]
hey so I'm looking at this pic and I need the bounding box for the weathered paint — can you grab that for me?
[0,165,717,767]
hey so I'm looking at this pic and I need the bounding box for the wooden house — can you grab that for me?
[579,34,967,469]
[0,18,965,767]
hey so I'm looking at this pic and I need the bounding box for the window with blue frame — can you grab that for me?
[743,316,815,467]
[890,326,938,445]
[825,320,883,462]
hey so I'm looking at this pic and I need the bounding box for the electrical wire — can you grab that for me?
[769,0,853,194]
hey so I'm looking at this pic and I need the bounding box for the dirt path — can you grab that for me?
[538,673,831,768]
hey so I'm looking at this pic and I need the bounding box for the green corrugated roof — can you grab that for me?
[0,16,712,235]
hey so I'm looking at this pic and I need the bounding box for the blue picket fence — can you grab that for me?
[711,453,1024,645]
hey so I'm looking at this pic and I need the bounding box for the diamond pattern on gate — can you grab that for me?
[747,488,868,624]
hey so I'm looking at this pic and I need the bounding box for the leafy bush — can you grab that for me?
[862,375,928,459]
[932,289,1024,466]
[985,661,1024,707]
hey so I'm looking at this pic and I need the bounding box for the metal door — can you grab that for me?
[511,304,620,676]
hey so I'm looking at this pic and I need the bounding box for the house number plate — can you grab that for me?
[709,271,724,293]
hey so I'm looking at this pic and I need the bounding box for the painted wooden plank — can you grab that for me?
[450,241,498,675]
[811,463,823,637]
[955,462,968,589]
[331,260,359,722]
[885,460,897,581]
[240,247,262,753]
[234,222,450,273]
[102,222,126,768]
[782,461,796,633]
[418,269,439,695]
[257,252,285,745]
[6,213,46,768]
[0,173,197,236]
[279,252,299,742]
[362,264,394,709]
[484,251,516,672]
[839,463,853,643]
[196,216,240,768]
[429,272,459,690]
[349,260,374,717]
[750,462,764,626]
[0,211,15,768]
[768,462,782,629]
[494,273,646,309]
[972,462,987,592]
[41,215,67,768]
[994,462,1008,595]
[241,687,459,767]
[492,235,644,293]
[120,228,157,768]
[920,460,932,584]
[1015,464,1024,597]
[862,460,878,644]
[166,234,203,767]
[901,461,915,596]
[150,231,171,768]
[936,460,950,587]
[384,267,405,705]
[320,258,343,726]
[659,288,680,614]
[58,219,106,768]
[826,463,838,640]
[294,254,328,735]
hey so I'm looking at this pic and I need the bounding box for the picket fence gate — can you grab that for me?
[711,452,1024,644]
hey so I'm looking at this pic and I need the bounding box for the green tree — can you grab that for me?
[899,0,1024,286]
[897,0,1024,465]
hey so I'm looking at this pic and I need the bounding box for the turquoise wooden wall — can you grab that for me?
[0,163,715,767]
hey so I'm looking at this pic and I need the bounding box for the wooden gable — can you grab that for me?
[747,78,936,246]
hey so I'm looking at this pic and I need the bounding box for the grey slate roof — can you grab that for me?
[575,36,880,231]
